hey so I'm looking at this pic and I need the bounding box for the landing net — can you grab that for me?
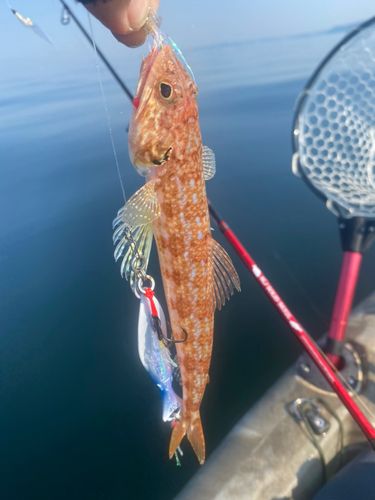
[293,17,375,218]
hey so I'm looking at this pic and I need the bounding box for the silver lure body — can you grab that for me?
[138,293,181,421]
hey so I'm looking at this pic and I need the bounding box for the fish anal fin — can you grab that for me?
[169,417,187,460]
[187,412,205,465]
[206,374,210,384]
[202,146,216,181]
[122,179,160,227]
[210,237,240,311]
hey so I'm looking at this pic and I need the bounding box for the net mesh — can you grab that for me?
[295,23,375,217]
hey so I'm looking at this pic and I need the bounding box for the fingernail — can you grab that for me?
[127,0,149,31]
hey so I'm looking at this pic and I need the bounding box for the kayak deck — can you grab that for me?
[175,292,375,500]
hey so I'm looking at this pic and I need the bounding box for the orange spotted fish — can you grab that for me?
[115,41,240,464]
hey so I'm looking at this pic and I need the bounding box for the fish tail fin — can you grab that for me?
[187,412,205,465]
[169,411,206,465]
[169,415,187,459]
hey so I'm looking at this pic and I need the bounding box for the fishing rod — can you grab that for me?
[58,0,133,101]
[208,202,375,449]
[59,1,375,449]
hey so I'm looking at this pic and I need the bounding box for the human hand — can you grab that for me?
[81,0,160,47]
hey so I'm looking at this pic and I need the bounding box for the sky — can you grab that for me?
[1,0,375,106]
[1,0,375,55]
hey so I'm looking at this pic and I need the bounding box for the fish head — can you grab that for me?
[129,44,198,176]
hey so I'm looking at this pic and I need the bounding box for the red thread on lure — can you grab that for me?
[144,287,158,317]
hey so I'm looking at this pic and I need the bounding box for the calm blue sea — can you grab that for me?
[1,21,375,500]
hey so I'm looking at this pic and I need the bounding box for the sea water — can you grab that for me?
[1,16,375,500]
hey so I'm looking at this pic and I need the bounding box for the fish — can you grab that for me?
[114,42,240,464]
[137,287,182,422]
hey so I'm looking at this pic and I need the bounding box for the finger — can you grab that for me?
[126,0,150,30]
[113,28,147,48]
[125,0,160,30]
[84,0,161,48]
[113,0,160,47]
[149,0,161,18]
[84,0,132,34]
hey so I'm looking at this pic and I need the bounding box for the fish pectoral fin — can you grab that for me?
[202,146,216,181]
[122,179,160,227]
[113,215,153,286]
[112,180,159,286]
[210,237,241,311]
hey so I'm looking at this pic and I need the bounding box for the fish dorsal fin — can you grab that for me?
[210,237,241,311]
[113,214,154,287]
[202,146,216,181]
[122,179,160,227]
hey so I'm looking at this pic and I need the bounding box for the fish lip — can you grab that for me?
[152,147,173,165]
[131,146,172,173]
[132,161,155,177]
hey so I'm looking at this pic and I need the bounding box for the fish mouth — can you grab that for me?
[132,147,172,176]
[152,147,172,165]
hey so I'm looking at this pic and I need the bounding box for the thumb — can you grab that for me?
[126,0,150,30]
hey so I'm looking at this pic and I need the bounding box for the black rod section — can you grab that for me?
[59,0,134,102]
[338,217,375,255]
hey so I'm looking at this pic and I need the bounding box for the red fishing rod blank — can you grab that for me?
[208,201,375,448]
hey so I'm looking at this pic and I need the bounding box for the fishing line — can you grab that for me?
[84,5,375,432]
[87,12,126,204]
[272,249,329,328]
[251,223,328,328]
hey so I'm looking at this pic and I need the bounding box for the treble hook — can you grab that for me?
[61,6,70,25]
[152,317,188,348]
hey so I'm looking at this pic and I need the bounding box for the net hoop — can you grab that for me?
[293,16,375,219]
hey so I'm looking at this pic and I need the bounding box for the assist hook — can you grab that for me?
[153,318,188,348]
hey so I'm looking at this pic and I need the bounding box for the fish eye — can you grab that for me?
[160,82,172,99]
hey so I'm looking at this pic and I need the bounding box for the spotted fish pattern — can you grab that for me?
[121,44,240,464]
